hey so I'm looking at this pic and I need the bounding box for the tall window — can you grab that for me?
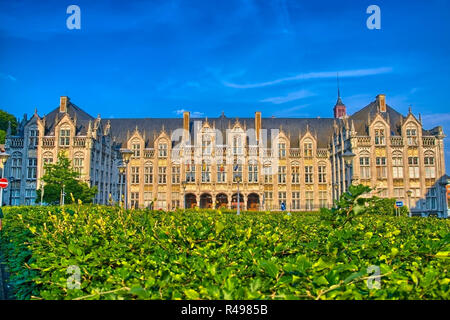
[27,158,37,180]
[59,128,70,146]
[132,141,141,157]
[201,162,210,183]
[376,157,387,179]
[305,166,313,184]
[157,192,167,210]
[374,128,386,145]
[172,165,180,184]
[304,141,313,157]
[28,129,39,148]
[408,157,419,179]
[233,161,242,182]
[131,166,140,184]
[278,166,286,184]
[248,161,258,183]
[426,188,437,210]
[318,164,326,183]
[305,191,314,211]
[406,127,418,146]
[217,163,226,183]
[291,163,300,184]
[73,154,84,177]
[158,167,167,184]
[264,191,273,210]
[131,192,139,208]
[292,192,300,210]
[263,164,273,183]
[232,136,242,155]
[392,154,404,179]
[319,191,328,208]
[394,188,404,198]
[424,154,436,179]
[144,192,153,208]
[144,163,153,184]
[186,161,195,182]
[278,192,286,209]
[360,156,370,179]
[158,143,168,158]
[11,153,22,178]
[202,135,212,155]
[278,142,286,158]
[10,181,21,205]
[171,192,180,209]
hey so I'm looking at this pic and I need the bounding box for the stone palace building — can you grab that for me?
[2,93,448,216]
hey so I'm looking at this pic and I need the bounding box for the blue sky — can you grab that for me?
[1,0,450,169]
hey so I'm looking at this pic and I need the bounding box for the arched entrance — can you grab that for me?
[247,193,260,211]
[215,193,228,209]
[231,193,244,210]
[200,193,213,208]
[185,193,197,209]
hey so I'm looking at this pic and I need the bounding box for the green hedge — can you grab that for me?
[0,205,448,300]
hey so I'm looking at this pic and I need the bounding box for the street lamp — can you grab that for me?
[342,150,355,191]
[0,152,10,207]
[120,148,133,210]
[118,164,126,208]
[234,174,242,215]
[406,189,413,217]
[181,180,187,210]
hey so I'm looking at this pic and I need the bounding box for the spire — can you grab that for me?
[336,72,343,106]
[334,73,346,119]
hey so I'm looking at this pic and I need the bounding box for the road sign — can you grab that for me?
[0,178,8,189]
[395,201,404,208]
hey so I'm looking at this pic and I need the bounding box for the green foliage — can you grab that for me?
[0,109,18,143]
[366,197,409,216]
[0,205,448,300]
[36,152,97,204]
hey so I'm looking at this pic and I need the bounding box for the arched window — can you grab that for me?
[73,152,84,177]
[374,123,386,145]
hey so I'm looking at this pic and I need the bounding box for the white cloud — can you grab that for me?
[261,90,314,104]
[174,109,204,118]
[223,67,392,89]
[0,73,17,81]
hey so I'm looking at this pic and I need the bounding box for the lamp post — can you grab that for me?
[118,164,126,208]
[120,149,133,210]
[181,180,187,210]
[0,152,10,207]
[406,189,413,217]
[235,174,242,215]
[342,150,356,191]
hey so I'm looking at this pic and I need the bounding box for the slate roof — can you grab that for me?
[43,102,95,136]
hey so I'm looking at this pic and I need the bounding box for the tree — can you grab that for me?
[36,152,97,205]
[0,109,18,144]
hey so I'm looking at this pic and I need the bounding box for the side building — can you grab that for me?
[3,94,448,217]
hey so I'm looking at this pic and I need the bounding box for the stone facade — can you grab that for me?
[3,94,448,217]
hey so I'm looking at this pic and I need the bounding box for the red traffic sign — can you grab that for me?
[0,178,8,189]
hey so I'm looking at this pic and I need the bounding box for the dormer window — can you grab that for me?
[374,128,385,145]
[132,140,141,157]
[28,129,39,148]
[406,127,418,146]
[304,141,313,157]
[278,142,286,158]
[158,143,168,157]
[232,136,242,155]
[59,128,70,146]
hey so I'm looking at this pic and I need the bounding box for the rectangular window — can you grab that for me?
[157,192,167,210]
[171,192,180,209]
[305,166,313,184]
[278,166,286,184]
[426,188,437,210]
[59,129,70,146]
[131,167,140,184]
[408,157,419,179]
[375,129,386,145]
[158,167,167,184]
[291,165,300,184]
[278,192,286,209]
[186,162,195,182]
[201,163,211,183]
[392,156,404,179]
[424,156,436,179]
[130,192,139,208]
[172,166,180,184]
[264,166,273,184]
[305,191,314,211]
[406,129,418,146]
[318,165,326,183]
[292,192,300,210]
[132,143,141,157]
[278,143,286,158]
[304,143,313,157]
[144,165,153,184]
[376,157,387,179]
[158,144,168,157]
[394,188,404,198]
[319,191,328,208]
[248,163,258,183]
[360,157,371,179]
[144,192,153,208]
[263,191,273,210]
[217,163,226,183]
[27,158,37,179]
[28,129,39,148]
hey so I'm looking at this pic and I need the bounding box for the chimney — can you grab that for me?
[376,94,386,112]
[60,96,69,113]
[255,111,262,142]
[183,111,190,141]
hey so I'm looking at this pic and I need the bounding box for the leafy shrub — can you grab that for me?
[0,204,448,300]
